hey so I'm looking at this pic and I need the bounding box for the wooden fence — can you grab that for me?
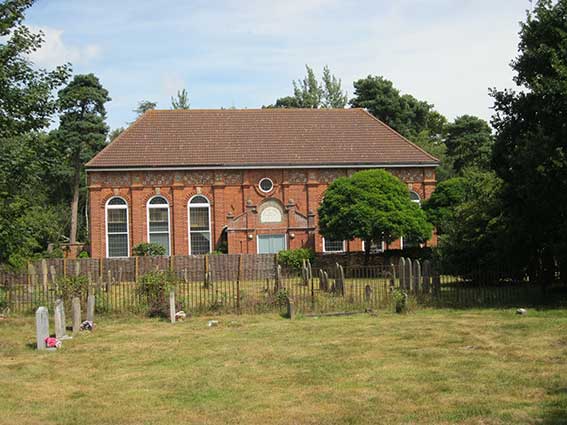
[0,255,555,316]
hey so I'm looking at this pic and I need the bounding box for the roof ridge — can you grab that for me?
[146,108,364,112]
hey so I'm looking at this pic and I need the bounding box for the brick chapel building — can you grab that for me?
[85,108,438,258]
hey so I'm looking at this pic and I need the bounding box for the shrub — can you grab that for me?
[78,250,90,259]
[0,287,7,311]
[278,248,314,270]
[137,270,178,318]
[56,275,89,302]
[392,289,408,314]
[132,242,166,257]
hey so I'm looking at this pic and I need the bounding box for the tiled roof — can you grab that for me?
[86,108,438,169]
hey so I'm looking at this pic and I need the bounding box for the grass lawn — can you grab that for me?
[1,309,566,425]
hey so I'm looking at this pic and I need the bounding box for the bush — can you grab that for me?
[137,271,179,318]
[132,242,166,257]
[56,275,89,302]
[278,248,314,270]
[78,250,90,258]
[392,289,408,314]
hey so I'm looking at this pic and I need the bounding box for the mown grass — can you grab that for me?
[0,309,566,425]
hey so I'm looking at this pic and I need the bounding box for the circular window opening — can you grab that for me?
[259,178,274,193]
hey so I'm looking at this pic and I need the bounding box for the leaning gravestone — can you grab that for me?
[413,260,421,293]
[35,306,49,350]
[398,258,406,289]
[169,290,176,324]
[364,284,373,301]
[405,258,413,291]
[54,299,71,340]
[72,297,81,336]
[86,294,95,322]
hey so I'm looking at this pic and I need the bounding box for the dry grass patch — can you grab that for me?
[0,309,566,425]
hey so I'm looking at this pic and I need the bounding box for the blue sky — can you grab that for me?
[26,0,531,131]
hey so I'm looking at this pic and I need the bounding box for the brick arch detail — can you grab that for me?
[100,192,131,208]
[142,191,173,207]
[183,190,214,206]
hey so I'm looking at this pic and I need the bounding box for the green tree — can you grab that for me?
[268,65,347,109]
[318,170,432,257]
[133,100,156,116]
[108,127,124,142]
[445,115,493,174]
[54,74,110,245]
[321,66,348,108]
[171,88,190,109]
[490,0,567,283]
[422,177,466,234]
[0,0,70,266]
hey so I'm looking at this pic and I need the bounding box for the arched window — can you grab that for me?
[106,197,129,257]
[188,195,211,255]
[409,191,421,205]
[147,196,170,255]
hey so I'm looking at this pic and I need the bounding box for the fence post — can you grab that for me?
[405,258,413,291]
[398,258,405,289]
[236,255,242,314]
[432,271,441,297]
[63,258,67,277]
[135,256,139,282]
[41,259,48,292]
[389,262,396,288]
[169,255,174,273]
[204,255,209,287]
[169,290,176,324]
[422,260,431,293]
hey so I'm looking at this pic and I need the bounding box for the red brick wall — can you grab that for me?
[88,167,436,258]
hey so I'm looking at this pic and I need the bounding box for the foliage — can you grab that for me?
[52,74,110,245]
[0,1,70,266]
[490,0,567,282]
[133,100,157,116]
[268,65,347,108]
[137,271,179,318]
[108,127,124,141]
[422,177,467,234]
[132,242,167,257]
[445,115,493,174]
[277,248,314,270]
[318,170,432,249]
[391,289,408,313]
[78,250,89,258]
[56,275,89,301]
[0,287,7,311]
[171,88,190,109]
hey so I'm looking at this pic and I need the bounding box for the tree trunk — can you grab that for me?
[69,160,81,244]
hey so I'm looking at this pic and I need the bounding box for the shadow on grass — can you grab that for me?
[540,387,567,425]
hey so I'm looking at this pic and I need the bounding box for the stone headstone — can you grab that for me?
[54,299,70,340]
[422,260,431,293]
[72,297,81,336]
[413,260,421,293]
[307,261,312,280]
[86,294,95,322]
[398,258,406,289]
[389,262,396,288]
[169,290,176,324]
[334,264,345,296]
[319,269,327,292]
[35,306,49,350]
[286,296,296,320]
[364,285,373,301]
[405,258,413,291]
[301,265,309,286]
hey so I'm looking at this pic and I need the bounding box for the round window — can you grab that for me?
[259,178,274,193]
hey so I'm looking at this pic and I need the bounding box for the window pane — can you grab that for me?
[190,207,209,231]
[191,232,210,255]
[107,209,127,233]
[108,233,128,257]
[190,195,208,204]
[324,239,344,252]
[149,208,169,232]
[108,197,126,206]
[149,233,170,255]
[149,196,168,205]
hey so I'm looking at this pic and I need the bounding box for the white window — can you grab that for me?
[362,240,385,253]
[106,197,129,258]
[188,195,212,255]
[147,196,170,256]
[259,178,274,193]
[410,191,421,205]
[323,238,345,253]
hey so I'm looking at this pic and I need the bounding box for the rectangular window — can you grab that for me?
[323,238,345,253]
[148,207,170,255]
[190,232,211,255]
[107,208,128,257]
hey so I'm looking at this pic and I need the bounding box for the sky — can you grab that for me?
[25,0,532,131]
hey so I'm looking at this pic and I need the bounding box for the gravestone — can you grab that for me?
[389,262,397,288]
[301,265,309,286]
[405,258,413,291]
[319,269,327,292]
[35,306,49,350]
[286,296,296,320]
[422,260,432,293]
[413,260,421,293]
[86,294,95,322]
[307,261,312,280]
[398,258,405,289]
[54,299,70,340]
[364,285,373,301]
[274,265,282,292]
[169,290,176,324]
[72,297,81,336]
[334,264,345,296]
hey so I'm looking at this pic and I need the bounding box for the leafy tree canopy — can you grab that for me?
[318,169,432,249]
[267,65,347,108]
[133,100,156,116]
[171,88,190,109]
[445,115,493,174]
[422,177,466,234]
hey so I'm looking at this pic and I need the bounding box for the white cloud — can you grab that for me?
[28,26,101,67]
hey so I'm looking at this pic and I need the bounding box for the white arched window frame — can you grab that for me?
[147,195,171,256]
[409,191,421,206]
[105,196,130,258]
[188,195,212,255]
